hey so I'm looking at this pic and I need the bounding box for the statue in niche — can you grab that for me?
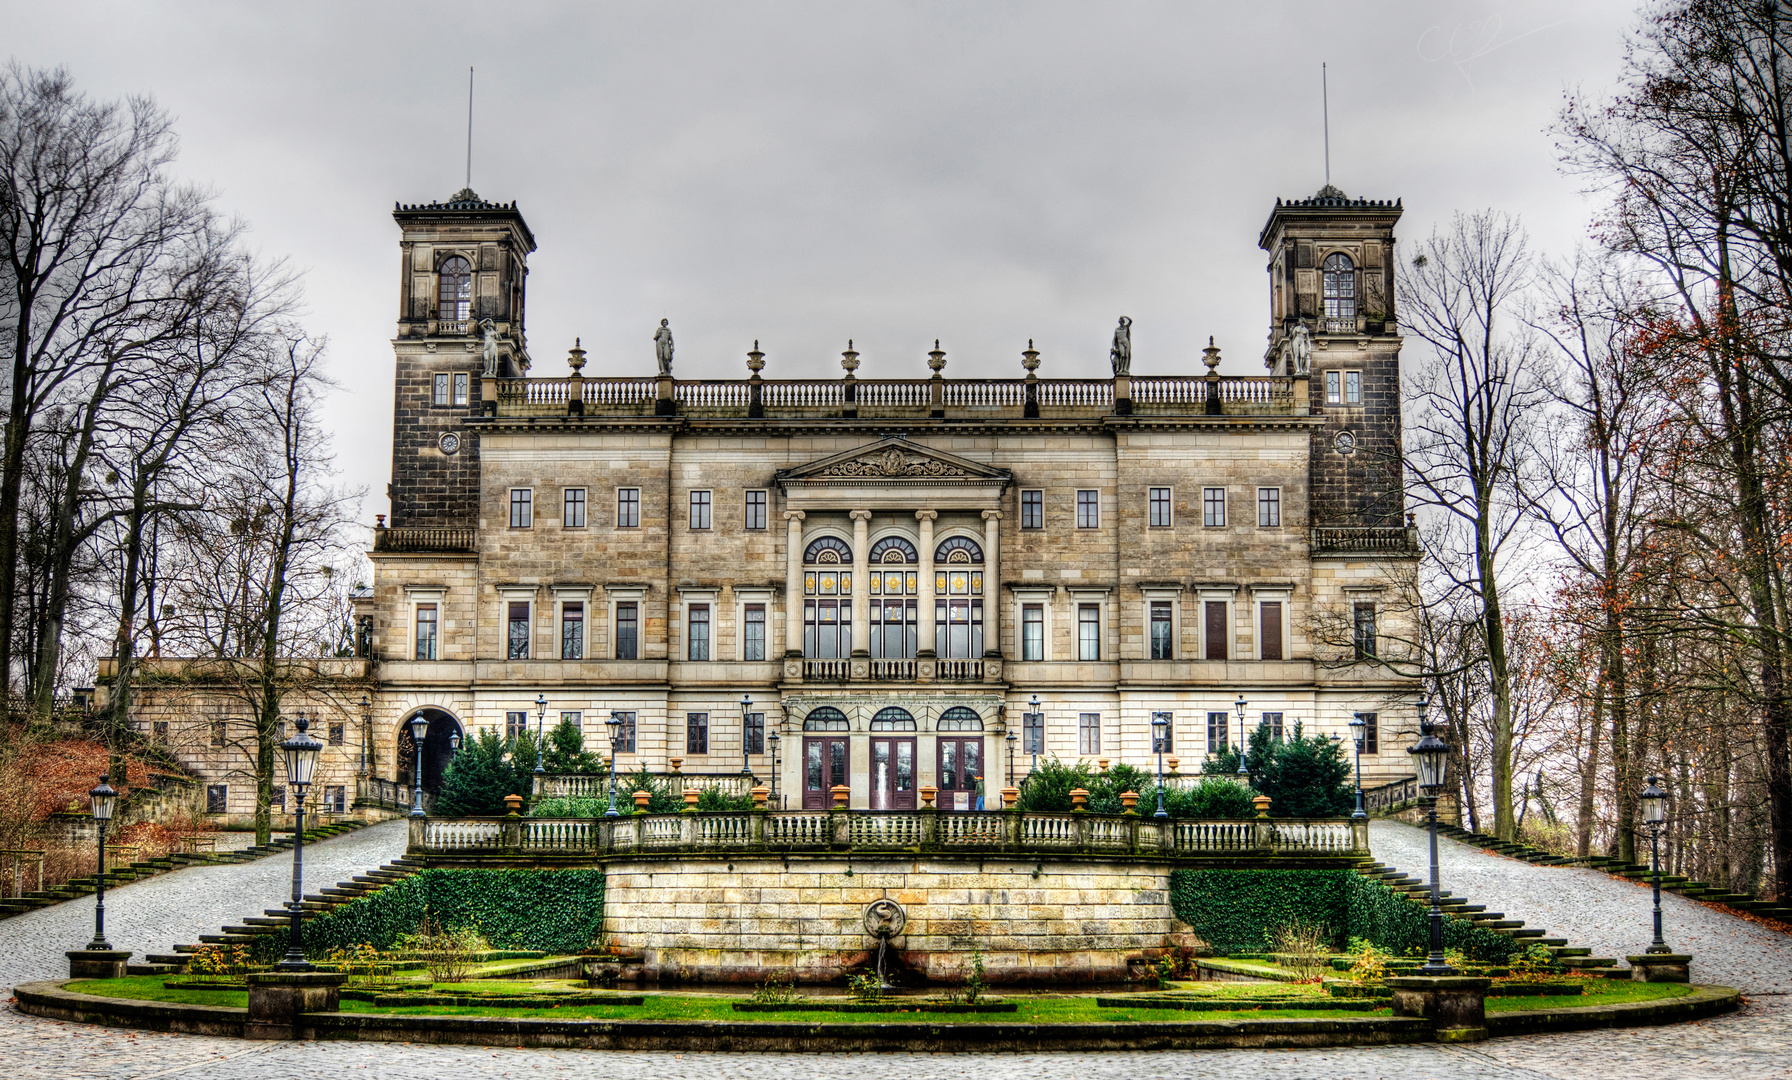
[479,319,499,377]
[1288,321,1311,375]
[653,318,674,376]
[1109,315,1132,377]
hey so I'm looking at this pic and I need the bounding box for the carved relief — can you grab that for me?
[822,447,971,479]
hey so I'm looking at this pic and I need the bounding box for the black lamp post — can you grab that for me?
[533,693,548,774]
[740,694,754,778]
[1641,776,1672,954]
[1025,693,1042,782]
[767,727,781,803]
[1347,714,1368,820]
[1151,714,1170,820]
[449,731,461,755]
[407,714,429,819]
[86,776,117,951]
[276,713,323,972]
[604,712,624,818]
[1005,727,1017,788]
[1408,696,1456,976]
[1234,694,1249,777]
[357,693,371,776]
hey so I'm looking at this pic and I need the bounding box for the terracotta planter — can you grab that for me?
[830,784,850,808]
[1070,787,1089,810]
[1167,755,1181,774]
[1000,786,1020,808]
[1119,790,1139,814]
[919,785,937,808]
[683,787,701,810]
[1253,793,1273,818]
[632,789,651,811]
[750,785,769,808]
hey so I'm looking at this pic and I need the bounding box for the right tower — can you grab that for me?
[1259,186,1405,529]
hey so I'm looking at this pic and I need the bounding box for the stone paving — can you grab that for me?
[0,817,1789,1078]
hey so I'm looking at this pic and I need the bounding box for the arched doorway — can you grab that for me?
[395,708,464,795]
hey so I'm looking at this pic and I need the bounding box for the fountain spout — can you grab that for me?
[863,899,908,989]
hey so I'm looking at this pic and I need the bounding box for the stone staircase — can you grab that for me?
[144,855,426,975]
[1356,858,1625,977]
[0,821,371,926]
[1432,822,1792,924]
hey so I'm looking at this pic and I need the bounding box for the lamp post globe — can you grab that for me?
[1005,728,1017,788]
[407,714,429,818]
[1407,701,1455,977]
[604,712,625,818]
[85,776,118,951]
[1640,775,1672,953]
[276,713,324,972]
[449,731,461,754]
[1151,713,1170,820]
[767,728,782,802]
[533,693,548,774]
[1234,694,1249,777]
[1347,714,1368,820]
[740,694,754,778]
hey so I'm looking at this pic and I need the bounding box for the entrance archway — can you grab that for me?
[395,708,464,794]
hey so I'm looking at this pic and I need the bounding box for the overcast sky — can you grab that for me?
[10,1,1635,521]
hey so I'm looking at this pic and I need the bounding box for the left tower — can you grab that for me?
[388,188,536,527]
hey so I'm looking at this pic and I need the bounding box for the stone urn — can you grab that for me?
[919,785,937,808]
[830,784,850,808]
[1120,790,1139,815]
[567,337,587,373]
[1001,786,1020,809]
[927,340,947,374]
[669,757,682,773]
[747,341,765,378]
[1167,755,1181,775]
[682,787,701,811]
[503,793,523,815]
[750,784,769,808]
[1021,340,1040,376]
[1253,793,1273,819]
[1097,756,1110,772]
[632,789,651,812]
[1070,787,1089,811]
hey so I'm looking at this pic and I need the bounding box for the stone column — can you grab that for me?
[784,511,805,657]
[916,511,937,658]
[982,510,1003,658]
[1387,976,1491,1043]
[245,971,347,1040]
[850,510,872,657]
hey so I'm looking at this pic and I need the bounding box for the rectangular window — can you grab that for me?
[453,372,469,406]
[270,786,285,811]
[1258,487,1281,527]
[433,373,450,405]
[1023,709,1045,754]
[506,711,527,741]
[1150,601,1174,660]
[1076,490,1099,529]
[1202,487,1226,527]
[1357,712,1379,754]
[745,490,767,531]
[328,722,345,746]
[1204,600,1228,660]
[612,711,637,754]
[1345,370,1362,404]
[1262,711,1285,743]
[1353,603,1377,660]
[152,720,168,742]
[1207,712,1229,754]
[1077,604,1101,661]
[1326,370,1341,403]
[564,488,587,528]
[325,785,346,813]
[689,490,712,530]
[615,602,638,660]
[1149,487,1173,528]
[206,784,227,813]
[507,600,531,660]
[745,712,765,756]
[743,603,766,661]
[1021,604,1044,661]
[617,488,640,528]
[414,603,438,660]
[211,720,227,747]
[509,488,533,529]
[1260,601,1284,661]
[1020,489,1043,530]
[561,601,585,660]
[686,712,709,755]
[1078,713,1101,756]
[1152,711,1173,753]
[687,604,710,661]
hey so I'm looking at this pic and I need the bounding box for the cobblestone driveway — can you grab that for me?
[0,818,1788,1078]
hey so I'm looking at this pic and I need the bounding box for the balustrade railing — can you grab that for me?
[1362,775,1420,813]
[935,659,983,681]
[410,809,1368,858]
[1310,526,1419,555]
[372,527,476,553]
[802,659,851,681]
[357,776,434,812]
[868,659,916,680]
[536,773,755,799]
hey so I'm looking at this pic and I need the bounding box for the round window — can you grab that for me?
[439,431,462,455]
[1334,430,1356,455]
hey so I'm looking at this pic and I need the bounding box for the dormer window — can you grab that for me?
[438,255,472,322]
[1322,252,1355,331]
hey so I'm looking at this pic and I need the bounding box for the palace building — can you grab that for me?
[118,184,1422,819]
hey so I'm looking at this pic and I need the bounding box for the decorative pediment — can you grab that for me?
[777,437,1009,485]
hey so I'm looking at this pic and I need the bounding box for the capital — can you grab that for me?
[915,510,938,522]
[982,509,1004,521]
[783,510,806,522]
[849,509,873,522]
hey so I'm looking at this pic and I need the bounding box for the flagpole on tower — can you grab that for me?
[1322,62,1331,187]
[466,66,475,190]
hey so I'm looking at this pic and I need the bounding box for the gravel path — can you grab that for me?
[1,817,1789,1078]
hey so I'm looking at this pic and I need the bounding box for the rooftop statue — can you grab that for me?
[654,318,674,376]
[1110,316,1132,377]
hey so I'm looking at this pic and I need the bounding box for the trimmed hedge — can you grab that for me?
[1170,869,1520,962]
[301,869,606,958]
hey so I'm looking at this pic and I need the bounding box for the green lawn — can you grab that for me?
[1485,980,1693,1012]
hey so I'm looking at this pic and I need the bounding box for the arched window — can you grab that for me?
[934,535,983,564]
[937,706,983,732]
[870,706,916,731]
[804,536,852,564]
[438,255,472,322]
[803,707,849,732]
[1322,252,1355,330]
[869,536,918,564]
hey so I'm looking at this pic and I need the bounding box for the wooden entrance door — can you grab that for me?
[870,737,916,810]
[803,736,848,810]
[937,737,984,810]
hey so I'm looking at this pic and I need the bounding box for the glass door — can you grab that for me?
[870,737,916,810]
[803,736,848,810]
[936,737,984,810]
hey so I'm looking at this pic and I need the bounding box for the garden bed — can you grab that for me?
[733,1001,1016,1014]
[1096,995,1384,1013]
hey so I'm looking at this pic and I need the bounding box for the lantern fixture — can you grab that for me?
[407,714,430,819]
[1640,776,1667,828]
[282,712,323,791]
[89,776,117,822]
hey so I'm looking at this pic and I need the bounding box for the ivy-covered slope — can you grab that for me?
[302,868,606,957]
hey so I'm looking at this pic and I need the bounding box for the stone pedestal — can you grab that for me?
[1627,953,1692,983]
[65,949,131,979]
[1387,975,1491,1043]
[245,971,347,1040]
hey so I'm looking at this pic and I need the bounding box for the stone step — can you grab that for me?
[145,953,191,967]
[125,963,177,976]
[1466,912,1506,922]
[1537,938,1568,947]
[1487,920,1525,929]
[219,924,279,936]
[1561,956,1617,968]
[198,934,256,946]
[242,916,291,928]
[1511,928,1547,938]
[172,943,201,954]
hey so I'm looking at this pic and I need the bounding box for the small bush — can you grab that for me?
[187,944,252,977]
[696,786,754,812]
[847,972,882,1001]
[395,914,487,983]
[962,949,988,1004]
[748,973,803,1004]
[1269,918,1330,981]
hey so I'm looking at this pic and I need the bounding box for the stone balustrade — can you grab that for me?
[410,809,1367,859]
